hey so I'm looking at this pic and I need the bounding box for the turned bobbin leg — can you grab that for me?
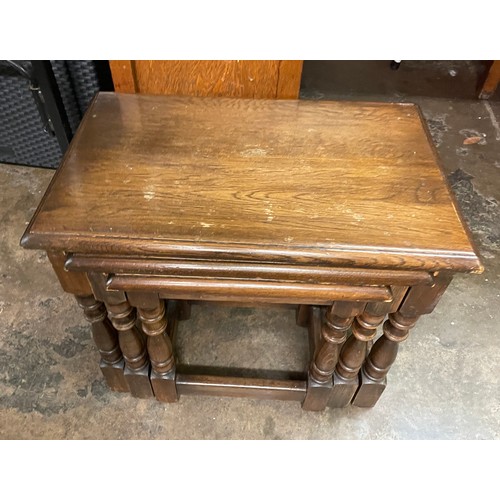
[328,302,386,407]
[296,305,311,327]
[75,295,129,393]
[105,299,154,399]
[328,288,408,408]
[128,292,178,403]
[302,301,365,411]
[352,274,452,407]
[88,272,154,399]
[46,253,130,393]
[352,311,417,407]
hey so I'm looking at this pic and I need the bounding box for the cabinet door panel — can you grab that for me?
[109,60,303,99]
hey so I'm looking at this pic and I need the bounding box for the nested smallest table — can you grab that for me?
[21,92,482,411]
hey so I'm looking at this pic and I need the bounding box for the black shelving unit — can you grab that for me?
[0,60,113,168]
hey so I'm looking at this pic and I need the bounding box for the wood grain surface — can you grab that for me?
[22,92,482,273]
[107,274,393,305]
[176,374,306,401]
[65,255,433,286]
[108,61,137,93]
[47,251,92,295]
[110,60,303,99]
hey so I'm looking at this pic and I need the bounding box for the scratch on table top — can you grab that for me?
[240,148,268,157]
[264,200,274,222]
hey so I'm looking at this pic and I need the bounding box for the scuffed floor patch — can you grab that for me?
[448,168,500,254]
[422,112,450,148]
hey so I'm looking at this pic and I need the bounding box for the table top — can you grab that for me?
[22,92,482,273]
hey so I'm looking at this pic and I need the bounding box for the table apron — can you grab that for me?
[106,274,393,305]
[65,254,434,286]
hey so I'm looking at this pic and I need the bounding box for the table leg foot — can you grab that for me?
[99,359,129,393]
[75,294,130,394]
[330,302,391,407]
[329,372,359,408]
[296,305,310,327]
[151,370,178,403]
[351,370,387,408]
[351,311,415,407]
[302,375,333,411]
[104,296,155,399]
[135,297,178,403]
[304,302,364,410]
[124,365,154,399]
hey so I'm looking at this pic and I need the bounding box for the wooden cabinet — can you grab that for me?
[109,60,303,99]
[479,61,500,99]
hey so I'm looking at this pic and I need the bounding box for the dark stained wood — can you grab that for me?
[351,372,387,407]
[66,255,434,286]
[125,290,160,309]
[105,299,154,399]
[303,376,333,411]
[87,272,126,305]
[329,300,393,407]
[83,273,154,395]
[296,304,311,327]
[307,306,323,364]
[75,295,129,393]
[110,60,303,99]
[105,300,148,371]
[176,374,306,401]
[76,295,122,367]
[165,300,180,355]
[136,296,177,403]
[108,275,392,305]
[21,93,482,274]
[47,251,92,296]
[189,301,295,310]
[330,336,368,408]
[312,301,366,385]
[33,238,480,272]
[20,92,483,410]
[302,301,365,411]
[352,276,452,407]
[389,286,409,312]
[352,311,418,407]
[398,272,452,316]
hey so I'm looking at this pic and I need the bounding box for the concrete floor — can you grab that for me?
[1,92,499,439]
[301,60,500,101]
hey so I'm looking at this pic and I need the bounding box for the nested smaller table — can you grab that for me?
[21,92,482,410]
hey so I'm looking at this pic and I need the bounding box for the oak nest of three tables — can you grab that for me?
[21,92,482,411]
